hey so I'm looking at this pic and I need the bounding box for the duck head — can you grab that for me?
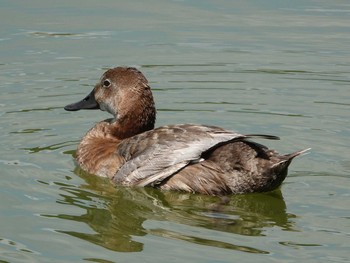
[65,67,156,137]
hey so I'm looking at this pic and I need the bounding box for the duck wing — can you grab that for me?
[112,124,247,187]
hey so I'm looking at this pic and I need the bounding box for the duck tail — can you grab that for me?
[272,148,311,168]
[285,147,311,160]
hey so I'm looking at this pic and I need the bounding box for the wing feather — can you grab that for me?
[112,124,246,186]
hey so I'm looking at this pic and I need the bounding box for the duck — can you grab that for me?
[64,66,309,195]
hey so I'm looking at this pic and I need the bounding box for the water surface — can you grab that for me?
[1,1,349,262]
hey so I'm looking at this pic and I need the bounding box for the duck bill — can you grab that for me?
[64,90,99,111]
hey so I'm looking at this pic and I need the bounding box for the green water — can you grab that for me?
[1,1,349,262]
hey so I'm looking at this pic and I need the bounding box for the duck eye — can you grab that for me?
[103,79,111,87]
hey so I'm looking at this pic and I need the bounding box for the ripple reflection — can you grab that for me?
[41,168,297,253]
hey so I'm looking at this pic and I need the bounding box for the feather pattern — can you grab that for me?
[113,124,246,186]
[64,66,310,195]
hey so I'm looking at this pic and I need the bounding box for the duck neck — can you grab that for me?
[112,113,154,139]
[112,96,156,140]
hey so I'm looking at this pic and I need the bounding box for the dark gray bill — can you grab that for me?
[64,90,99,111]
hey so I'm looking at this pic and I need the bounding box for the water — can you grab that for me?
[1,0,349,262]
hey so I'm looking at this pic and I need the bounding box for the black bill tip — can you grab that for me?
[64,90,99,111]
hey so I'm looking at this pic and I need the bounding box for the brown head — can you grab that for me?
[64,67,156,139]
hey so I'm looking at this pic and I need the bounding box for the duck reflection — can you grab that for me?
[54,167,296,253]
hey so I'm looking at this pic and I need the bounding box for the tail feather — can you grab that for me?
[272,148,311,168]
[285,148,311,160]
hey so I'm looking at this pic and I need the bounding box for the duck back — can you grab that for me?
[159,140,307,195]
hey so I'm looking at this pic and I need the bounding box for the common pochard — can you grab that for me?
[64,67,309,195]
